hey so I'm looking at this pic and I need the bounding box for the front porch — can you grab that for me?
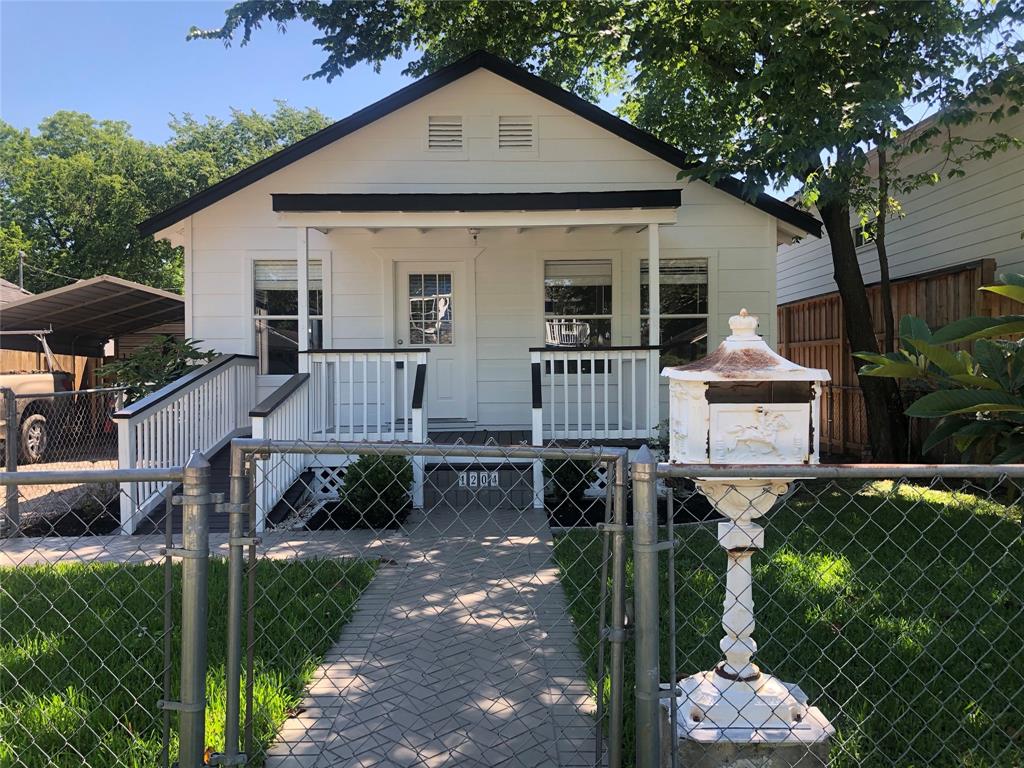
[112,344,660,533]
[116,193,707,531]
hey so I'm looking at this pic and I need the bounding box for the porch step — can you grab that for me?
[132,443,234,535]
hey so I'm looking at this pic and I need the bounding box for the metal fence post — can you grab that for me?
[2,388,18,536]
[179,451,212,768]
[607,452,628,768]
[632,446,661,768]
[220,444,250,766]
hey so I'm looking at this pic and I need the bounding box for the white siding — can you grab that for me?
[184,68,779,429]
[778,108,1024,304]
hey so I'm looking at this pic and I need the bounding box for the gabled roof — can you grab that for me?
[0,275,184,356]
[139,50,821,238]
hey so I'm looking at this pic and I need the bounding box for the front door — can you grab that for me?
[395,262,471,421]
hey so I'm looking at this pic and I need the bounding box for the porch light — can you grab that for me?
[659,309,834,764]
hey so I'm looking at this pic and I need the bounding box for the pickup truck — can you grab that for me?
[0,335,74,463]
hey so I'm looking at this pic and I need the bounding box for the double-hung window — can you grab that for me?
[253,260,323,374]
[640,258,708,366]
[543,260,613,348]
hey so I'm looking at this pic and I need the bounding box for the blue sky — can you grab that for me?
[1,0,418,142]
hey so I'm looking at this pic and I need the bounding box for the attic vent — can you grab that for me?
[428,115,463,150]
[498,115,534,149]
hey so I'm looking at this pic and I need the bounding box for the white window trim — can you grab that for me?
[543,257,617,347]
[251,256,325,374]
[639,257,710,346]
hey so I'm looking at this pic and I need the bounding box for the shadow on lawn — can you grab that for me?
[0,558,375,768]
[553,479,1024,768]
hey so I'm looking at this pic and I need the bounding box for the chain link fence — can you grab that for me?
[3,443,1023,768]
[1,387,127,536]
[632,461,1024,768]
[0,464,184,768]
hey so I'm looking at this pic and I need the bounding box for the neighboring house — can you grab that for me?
[777,103,1024,456]
[119,50,820,532]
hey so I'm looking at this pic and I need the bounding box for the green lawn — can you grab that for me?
[0,557,375,768]
[554,480,1024,767]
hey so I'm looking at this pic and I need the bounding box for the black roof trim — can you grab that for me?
[272,189,683,214]
[139,50,820,238]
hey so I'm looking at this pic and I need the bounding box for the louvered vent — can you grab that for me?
[498,115,534,149]
[428,115,463,150]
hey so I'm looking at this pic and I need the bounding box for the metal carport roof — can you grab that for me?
[0,275,184,356]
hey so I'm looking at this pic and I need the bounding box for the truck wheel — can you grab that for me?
[20,414,48,464]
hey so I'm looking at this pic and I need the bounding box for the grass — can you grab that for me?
[0,557,375,768]
[553,480,1024,767]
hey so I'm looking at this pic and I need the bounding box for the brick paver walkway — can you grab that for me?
[265,506,599,768]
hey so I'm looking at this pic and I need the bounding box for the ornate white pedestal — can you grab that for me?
[660,479,833,767]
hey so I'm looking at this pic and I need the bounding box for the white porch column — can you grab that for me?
[648,224,660,346]
[296,227,310,373]
[647,224,661,435]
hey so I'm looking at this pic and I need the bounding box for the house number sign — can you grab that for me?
[457,470,500,488]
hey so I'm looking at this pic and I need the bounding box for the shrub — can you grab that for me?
[856,272,1024,462]
[544,458,601,525]
[340,454,413,529]
[97,335,216,404]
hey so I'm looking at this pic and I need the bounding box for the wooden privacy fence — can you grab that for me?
[778,259,1003,458]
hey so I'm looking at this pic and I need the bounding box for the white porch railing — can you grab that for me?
[250,373,310,532]
[530,346,660,442]
[306,349,428,442]
[113,354,257,533]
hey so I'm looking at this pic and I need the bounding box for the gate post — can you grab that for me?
[179,451,212,768]
[221,443,250,765]
[607,452,628,768]
[632,446,661,768]
[2,388,19,536]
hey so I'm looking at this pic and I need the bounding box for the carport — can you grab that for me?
[0,275,184,357]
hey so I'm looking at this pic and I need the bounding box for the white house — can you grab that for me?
[117,51,820,530]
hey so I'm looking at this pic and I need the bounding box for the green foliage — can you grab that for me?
[856,273,1024,462]
[553,480,1024,767]
[341,454,413,528]
[0,558,375,768]
[543,458,596,505]
[0,105,330,294]
[95,336,216,404]
[167,101,331,178]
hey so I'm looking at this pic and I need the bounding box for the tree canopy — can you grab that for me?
[0,104,331,294]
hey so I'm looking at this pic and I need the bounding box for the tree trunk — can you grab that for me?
[819,198,908,460]
[875,144,895,353]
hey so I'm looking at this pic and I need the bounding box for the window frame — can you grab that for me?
[543,258,615,349]
[252,258,324,375]
[639,257,709,363]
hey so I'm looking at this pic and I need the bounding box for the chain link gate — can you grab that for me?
[631,460,1024,768]
[212,438,630,768]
